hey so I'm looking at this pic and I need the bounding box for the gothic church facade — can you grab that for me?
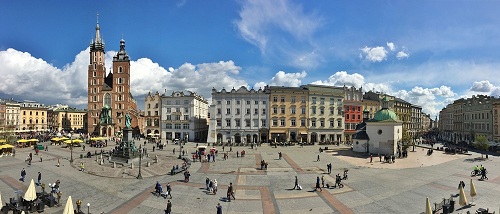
[87,19,138,136]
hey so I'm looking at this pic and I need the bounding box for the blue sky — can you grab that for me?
[1,0,500,118]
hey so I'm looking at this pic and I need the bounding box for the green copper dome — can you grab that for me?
[373,109,399,122]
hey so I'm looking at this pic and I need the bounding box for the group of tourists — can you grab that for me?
[205,177,218,194]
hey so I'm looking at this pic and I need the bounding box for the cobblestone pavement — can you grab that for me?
[1,140,499,214]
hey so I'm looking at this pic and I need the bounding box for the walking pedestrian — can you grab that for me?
[321,175,325,188]
[166,183,172,199]
[206,177,210,190]
[20,168,26,182]
[317,154,320,162]
[315,176,322,191]
[57,158,60,167]
[227,183,235,201]
[165,200,172,214]
[216,203,223,214]
[37,172,42,185]
[293,176,299,189]
[213,179,218,194]
[40,154,43,162]
[370,154,373,163]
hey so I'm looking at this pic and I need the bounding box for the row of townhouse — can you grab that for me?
[0,99,86,133]
[438,95,500,142]
[204,85,431,144]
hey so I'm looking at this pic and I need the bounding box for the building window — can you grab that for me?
[301,119,306,127]
[291,96,296,103]
[280,119,285,126]
[312,97,316,104]
[235,119,241,127]
[273,107,278,114]
[226,119,231,127]
[236,109,240,115]
[301,107,306,114]
[291,107,296,114]
[291,119,296,126]
[255,101,259,105]
[217,108,221,114]
[311,120,316,127]
[175,124,181,129]
[183,124,190,129]
[166,124,172,129]
[254,108,258,115]
[273,96,278,102]
[245,119,251,127]
[330,120,334,127]
[216,119,222,126]
[337,120,342,127]
[320,107,324,114]
[281,96,285,102]
[280,107,285,114]
[227,101,231,105]
[226,108,231,114]
[246,108,250,115]
[261,119,266,127]
[272,119,278,126]
[312,107,316,114]
[320,98,324,104]
[184,115,189,120]
[320,120,324,127]
[262,109,266,115]
[217,100,221,105]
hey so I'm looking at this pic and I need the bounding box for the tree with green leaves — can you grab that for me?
[474,135,489,158]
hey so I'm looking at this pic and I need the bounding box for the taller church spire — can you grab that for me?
[90,13,105,51]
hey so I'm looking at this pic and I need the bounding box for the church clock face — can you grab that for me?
[377,129,383,135]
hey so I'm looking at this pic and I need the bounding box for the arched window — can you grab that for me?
[104,93,111,106]
[118,66,123,73]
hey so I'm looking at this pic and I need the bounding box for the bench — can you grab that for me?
[169,157,192,175]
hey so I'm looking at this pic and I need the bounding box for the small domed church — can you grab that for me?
[352,97,403,155]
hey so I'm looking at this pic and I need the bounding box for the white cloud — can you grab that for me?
[470,80,495,92]
[0,48,249,109]
[360,46,387,62]
[269,71,307,87]
[387,42,395,51]
[234,0,323,69]
[396,51,409,59]
[311,71,364,88]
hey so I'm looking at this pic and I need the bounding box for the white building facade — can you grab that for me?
[5,102,21,131]
[160,91,209,142]
[306,84,344,143]
[207,86,269,144]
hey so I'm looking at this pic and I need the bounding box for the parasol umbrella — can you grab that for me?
[425,197,432,214]
[63,195,74,214]
[470,179,477,206]
[458,185,468,206]
[23,179,37,201]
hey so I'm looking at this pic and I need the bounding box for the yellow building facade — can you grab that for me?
[48,106,86,132]
[268,86,309,142]
[19,104,48,131]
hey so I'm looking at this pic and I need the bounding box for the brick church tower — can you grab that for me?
[87,17,138,136]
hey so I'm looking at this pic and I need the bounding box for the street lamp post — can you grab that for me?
[69,133,73,163]
[137,148,143,179]
[87,202,90,214]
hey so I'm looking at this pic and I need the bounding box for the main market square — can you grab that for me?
[0,138,499,214]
